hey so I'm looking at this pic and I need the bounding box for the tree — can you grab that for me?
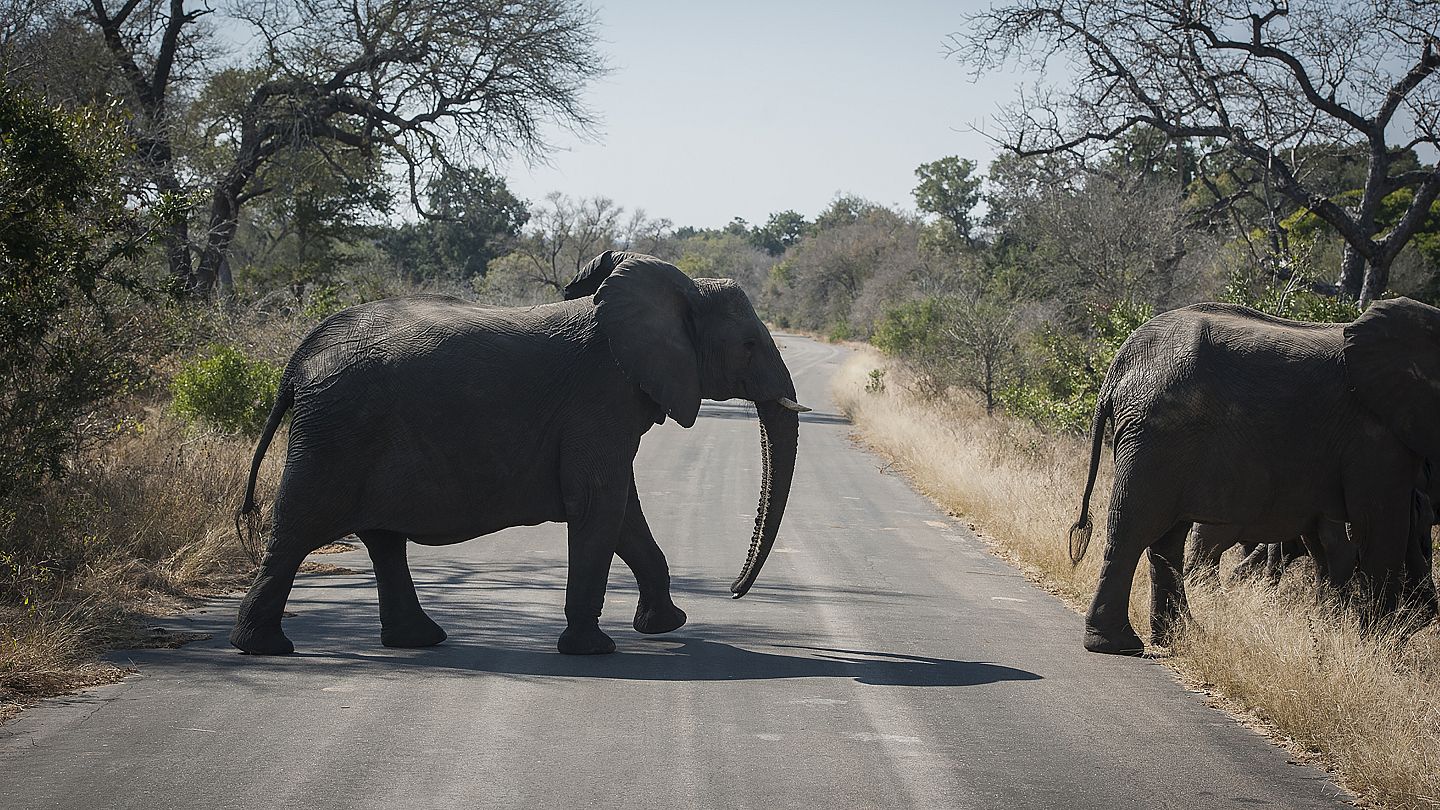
[952,0,1440,305]
[201,0,603,296]
[77,0,212,292]
[671,230,773,300]
[380,166,528,282]
[497,193,671,297]
[40,0,603,296]
[1002,173,1208,314]
[769,204,925,337]
[228,143,391,293]
[913,157,983,245]
[0,83,163,498]
[750,210,811,256]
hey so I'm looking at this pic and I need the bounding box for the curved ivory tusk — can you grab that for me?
[777,397,811,413]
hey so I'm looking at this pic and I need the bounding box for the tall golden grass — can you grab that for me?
[833,348,1440,809]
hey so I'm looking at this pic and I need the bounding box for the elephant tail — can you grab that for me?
[234,369,295,549]
[1069,393,1111,565]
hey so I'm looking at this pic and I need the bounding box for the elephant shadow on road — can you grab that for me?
[274,636,1041,688]
[192,560,1041,688]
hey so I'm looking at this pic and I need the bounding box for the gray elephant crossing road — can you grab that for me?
[0,334,1347,809]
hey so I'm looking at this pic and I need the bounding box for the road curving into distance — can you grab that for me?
[0,333,1348,809]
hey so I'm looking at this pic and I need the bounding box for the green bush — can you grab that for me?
[0,84,179,502]
[872,297,946,358]
[1221,263,1360,324]
[170,345,283,434]
[1000,301,1153,434]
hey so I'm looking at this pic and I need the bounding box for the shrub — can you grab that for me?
[1000,300,1152,434]
[170,345,282,434]
[0,83,165,500]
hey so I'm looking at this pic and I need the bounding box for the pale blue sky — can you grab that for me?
[503,1,1018,229]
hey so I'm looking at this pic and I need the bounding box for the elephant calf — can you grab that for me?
[1069,298,1440,655]
[230,252,807,656]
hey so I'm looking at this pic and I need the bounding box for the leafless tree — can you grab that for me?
[951,0,1440,306]
[79,0,216,291]
[505,193,624,294]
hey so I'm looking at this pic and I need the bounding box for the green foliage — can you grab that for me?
[380,166,529,283]
[301,284,347,321]
[873,297,947,359]
[0,83,161,499]
[913,156,983,243]
[750,210,811,256]
[865,368,886,394]
[170,346,283,435]
[1000,301,1153,434]
[1221,266,1360,324]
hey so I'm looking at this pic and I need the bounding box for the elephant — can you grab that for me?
[1187,521,1348,586]
[1188,463,1439,613]
[1068,298,1440,655]
[229,251,809,657]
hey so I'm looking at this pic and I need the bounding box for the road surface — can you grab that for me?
[1,334,1349,809]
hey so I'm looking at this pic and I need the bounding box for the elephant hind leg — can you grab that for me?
[359,531,446,649]
[1084,482,1184,655]
[230,548,306,655]
[1149,521,1193,647]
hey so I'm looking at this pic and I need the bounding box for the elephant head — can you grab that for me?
[1343,296,1440,460]
[570,251,805,598]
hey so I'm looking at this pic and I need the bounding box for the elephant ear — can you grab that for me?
[563,251,617,300]
[594,257,703,428]
[1344,296,1440,460]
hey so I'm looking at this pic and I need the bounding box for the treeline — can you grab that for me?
[759,137,1439,434]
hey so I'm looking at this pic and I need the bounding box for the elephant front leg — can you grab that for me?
[230,549,305,655]
[616,483,687,636]
[359,531,446,649]
[1148,522,1192,647]
[557,471,628,655]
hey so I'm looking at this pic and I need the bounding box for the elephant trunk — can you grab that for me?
[730,399,799,598]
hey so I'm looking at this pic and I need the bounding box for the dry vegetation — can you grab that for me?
[0,307,308,722]
[833,348,1440,809]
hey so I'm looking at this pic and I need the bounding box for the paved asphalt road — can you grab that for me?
[1,334,1350,809]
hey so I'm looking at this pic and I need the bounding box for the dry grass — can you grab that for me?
[0,402,283,722]
[830,350,1146,624]
[833,348,1440,809]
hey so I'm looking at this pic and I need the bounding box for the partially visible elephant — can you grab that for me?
[1188,463,1440,612]
[1187,521,1349,586]
[1069,298,1440,655]
[230,252,808,656]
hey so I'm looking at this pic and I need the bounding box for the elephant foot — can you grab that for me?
[557,624,616,655]
[381,615,447,648]
[633,600,687,635]
[229,623,295,656]
[1083,625,1145,656]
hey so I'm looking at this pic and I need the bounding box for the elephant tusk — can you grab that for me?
[777,397,811,413]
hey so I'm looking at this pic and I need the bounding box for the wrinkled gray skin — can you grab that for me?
[1189,466,1440,593]
[230,253,801,656]
[1070,299,1440,655]
[1189,491,1438,626]
[1187,522,1350,586]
